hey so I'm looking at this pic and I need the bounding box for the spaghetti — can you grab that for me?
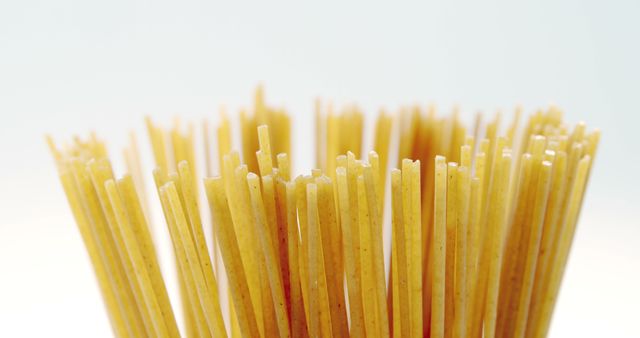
[48,88,599,338]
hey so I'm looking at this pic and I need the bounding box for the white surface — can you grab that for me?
[1,1,639,337]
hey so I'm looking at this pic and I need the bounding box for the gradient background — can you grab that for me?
[1,1,638,337]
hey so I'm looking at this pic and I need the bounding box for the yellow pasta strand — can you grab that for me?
[58,168,131,338]
[153,168,203,338]
[452,166,469,338]
[106,179,175,338]
[390,169,411,338]
[163,182,228,338]
[87,159,151,338]
[363,165,390,338]
[483,152,512,338]
[247,173,292,338]
[431,155,447,338]
[204,177,261,338]
[336,166,366,338]
[116,176,180,337]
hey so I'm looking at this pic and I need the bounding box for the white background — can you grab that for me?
[1,0,639,337]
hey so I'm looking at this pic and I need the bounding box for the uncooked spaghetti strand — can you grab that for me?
[400,159,413,336]
[513,160,553,338]
[357,172,379,338]
[164,182,228,338]
[363,164,391,338]
[225,160,265,338]
[247,173,292,338]
[483,152,512,338]
[57,168,130,338]
[526,151,567,338]
[390,169,411,338]
[444,162,457,338]
[116,176,180,337]
[177,161,220,306]
[315,175,349,337]
[336,166,366,338]
[283,180,309,338]
[431,155,447,338]
[532,155,591,338]
[105,179,175,338]
[155,177,208,338]
[295,175,312,327]
[464,176,481,337]
[204,177,261,338]
[86,159,151,338]
[274,178,292,322]
[452,165,469,338]
[239,169,278,338]
[409,160,423,338]
[306,183,323,338]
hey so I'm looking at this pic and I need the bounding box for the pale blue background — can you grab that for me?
[1,1,638,337]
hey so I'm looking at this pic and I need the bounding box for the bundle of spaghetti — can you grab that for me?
[48,88,599,338]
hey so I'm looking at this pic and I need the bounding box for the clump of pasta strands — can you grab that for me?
[48,89,599,338]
